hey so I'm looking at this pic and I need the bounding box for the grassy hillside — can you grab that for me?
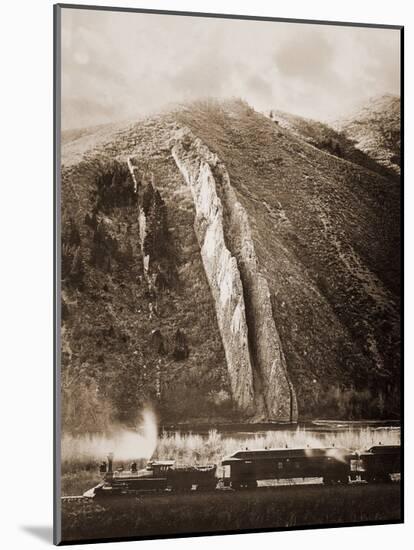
[174,99,400,418]
[61,98,401,429]
[268,109,397,181]
[334,94,401,175]
[61,116,234,431]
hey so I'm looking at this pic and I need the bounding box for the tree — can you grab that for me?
[61,369,114,435]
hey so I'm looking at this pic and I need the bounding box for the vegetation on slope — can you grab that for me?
[268,109,397,181]
[61,121,235,432]
[61,97,401,429]
[174,99,400,419]
[334,94,401,175]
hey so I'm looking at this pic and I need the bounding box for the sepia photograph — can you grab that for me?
[54,4,403,545]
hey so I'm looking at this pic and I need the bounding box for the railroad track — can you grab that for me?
[61,478,401,505]
[61,495,92,503]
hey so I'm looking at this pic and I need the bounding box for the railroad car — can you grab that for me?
[356,445,401,483]
[221,447,353,488]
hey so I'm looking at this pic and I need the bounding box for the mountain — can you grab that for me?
[333,94,401,175]
[268,109,397,180]
[60,98,401,432]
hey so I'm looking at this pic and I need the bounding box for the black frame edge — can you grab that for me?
[53,3,63,546]
[55,2,403,30]
[399,24,404,524]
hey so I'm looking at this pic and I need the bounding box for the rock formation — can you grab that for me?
[61,98,400,425]
[172,128,297,421]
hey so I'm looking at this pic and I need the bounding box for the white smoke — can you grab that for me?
[62,408,158,462]
[304,445,351,464]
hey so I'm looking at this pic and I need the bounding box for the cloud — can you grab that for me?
[169,48,234,98]
[60,9,400,129]
[245,75,273,101]
[274,30,335,84]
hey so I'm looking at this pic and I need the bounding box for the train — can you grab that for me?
[83,445,401,498]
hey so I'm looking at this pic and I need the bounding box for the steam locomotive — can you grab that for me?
[84,445,400,498]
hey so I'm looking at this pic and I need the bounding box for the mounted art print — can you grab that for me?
[54,3,403,545]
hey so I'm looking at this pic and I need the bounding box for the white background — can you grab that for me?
[0,0,411,548]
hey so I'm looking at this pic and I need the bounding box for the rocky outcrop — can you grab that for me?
[172,128,297,421]
[171,131,255,415]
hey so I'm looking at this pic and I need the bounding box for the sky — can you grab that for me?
[61,8,401,130]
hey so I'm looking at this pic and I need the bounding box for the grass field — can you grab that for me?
[60,482,401,543]
[153,427,400,465]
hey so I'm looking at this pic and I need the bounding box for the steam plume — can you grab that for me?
[62,408,158,462]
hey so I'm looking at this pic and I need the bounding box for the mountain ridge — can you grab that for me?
[60,98,400,432]
[333,94,401,175]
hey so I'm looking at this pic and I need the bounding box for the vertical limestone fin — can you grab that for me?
[172,127,297,422]
[172,134,256,415]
